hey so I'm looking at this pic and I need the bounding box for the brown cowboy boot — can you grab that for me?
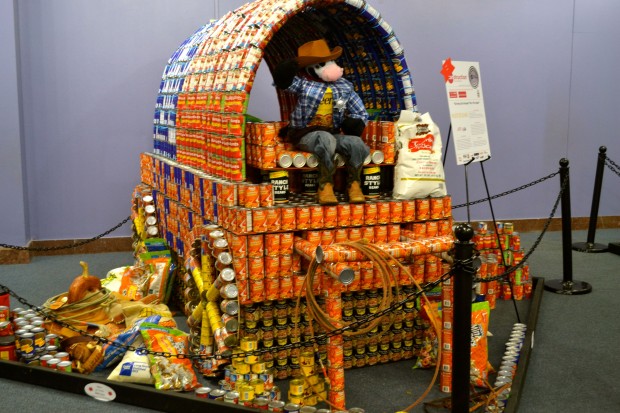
[347,164,366,203]
[317,162,338,205]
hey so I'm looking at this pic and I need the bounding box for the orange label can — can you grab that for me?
[247,234,264,258]
[402,200,416,222]
[361,226,375,243]
[264,233,280,256]
[279,254,293,275]
[244,184,260,208]
[334,228,348,243]
[337,203,350,227]
[426,220,439,237]
[443,195,452,217]
[279,232,294,255]
[363,202,377,225]
[350,204,364,226]
[252,208,268,233]
[305,230,322,246]
[309,204,324,229]
[264,255,280,278]
[231,234,248,258]
[323,205,338,228]
[387,224,401,242]
[250,279,265,302]
[389,200,403,223]
[259,183,274,207]
[265,277,280,300]
[233,257,248,279]
[416,198,430,221]
[321,230,335,246]
[248,257,265,280]
[279,276,293,299]
[374,225,388,243]
[295,205,310,230]
[430,197,444,219]
[265,206,281,232]
[280,205,296,230]
[376,201,390,224]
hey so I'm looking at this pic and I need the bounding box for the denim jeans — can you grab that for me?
[297,131,370,172]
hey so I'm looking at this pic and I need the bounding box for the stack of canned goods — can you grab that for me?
[3,307,63,368]
[472,222,534,308]
[485,323,527,412]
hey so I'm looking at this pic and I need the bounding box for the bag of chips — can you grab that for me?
[140,322,199,391]
[470,301,491,387]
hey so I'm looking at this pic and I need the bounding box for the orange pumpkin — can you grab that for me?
[67,261,102,303]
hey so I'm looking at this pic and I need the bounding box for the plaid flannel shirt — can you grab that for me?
[287,76,368,129]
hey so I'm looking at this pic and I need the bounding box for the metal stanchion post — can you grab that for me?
[572,146,608,253]
[451,223,475,413]
[545,159,593,295]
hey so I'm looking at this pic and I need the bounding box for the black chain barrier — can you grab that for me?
[604,156,620,178]
[471,171,569,283]
[451,171,559,209]
[0,168,566,362]
[0,216,132,252]
[1,270,454,361]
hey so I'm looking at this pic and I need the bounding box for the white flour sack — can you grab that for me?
[392,111,447,199]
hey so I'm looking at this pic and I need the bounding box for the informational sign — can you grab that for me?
[441,58,491,165]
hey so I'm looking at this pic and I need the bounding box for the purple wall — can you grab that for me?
[1,0,618,245]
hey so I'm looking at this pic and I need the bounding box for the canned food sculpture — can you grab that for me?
[138,0,458,410]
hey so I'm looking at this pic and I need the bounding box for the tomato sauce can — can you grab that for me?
[415,198,430,220]
[402,200,416,222]
[244,184,260,208]
[389,200,403,223]
[350,203,365,226]
[309,204,324,229]
[260,183,274,207]
[264,255,280,278]
[279,254,293,275]
[320,230,335,246]
[233,258,248,280]
[426,220,439,237]
[334,228,348,243]
[370,225,385,243]
[375,201,390,224]
[348,227,362,242]
[248,257,265,280]
[279,276,293,299]
[264,233,281,256]
[279,232,294,254]
[252,208,268,233]
[363,202,377,225]
[305,230,322,246]
[231,234,248,258]
[295,205,311,230]
[266,207,281,232]
[430,197,444,219]
[265,278,280,300]
[247,234,264,258]
[361,226,375,243]
[250,279,265,302]
[280,205,296,230]
[387,224,401,242]
[336,202,351,227]
[323,205,338,228]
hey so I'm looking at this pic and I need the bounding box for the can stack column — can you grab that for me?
[325,277,346,410]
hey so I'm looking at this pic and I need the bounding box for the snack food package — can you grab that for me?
[393,111,447,199]
[140,322,199,391]
[470,300,491,387]
[107,336,154,384]
[96,315,161,371]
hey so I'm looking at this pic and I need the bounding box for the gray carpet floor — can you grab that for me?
[0,229,619,412]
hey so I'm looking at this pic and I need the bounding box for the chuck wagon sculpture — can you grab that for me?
[134,0,455,409]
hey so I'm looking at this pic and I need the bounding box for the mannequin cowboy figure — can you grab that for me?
[273,39,370,205]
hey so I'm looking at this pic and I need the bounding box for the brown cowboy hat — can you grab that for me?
[296,39,343,67]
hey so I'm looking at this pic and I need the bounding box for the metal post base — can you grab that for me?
[572,241,609,253]
[544,279,592,295]
[608,242,620,256]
